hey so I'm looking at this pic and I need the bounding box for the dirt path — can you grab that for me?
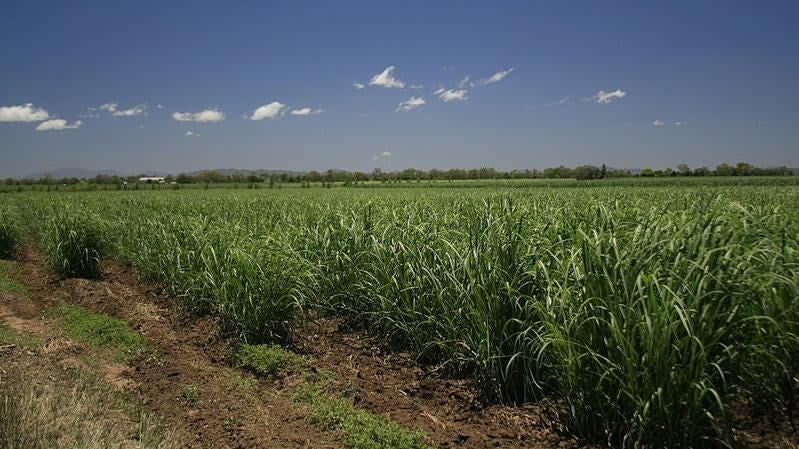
[1,248,577,448]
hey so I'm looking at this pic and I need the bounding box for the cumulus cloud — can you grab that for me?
[653,119,665,127]
[249,102,286,120]
[482,68,514,85]
[35,119,82,131]
[0,103,50,122]
[436,88,468,102]
[185,130,198,137]
[353,82,365,89]
[110,104,146,117]
[290,107,323,116]
[369,66,405,88]
[396,96,426,112]
[592,89,626,104]
[372,151,392,161]
[172,109,225,122]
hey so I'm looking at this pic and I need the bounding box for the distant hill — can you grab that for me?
[25,168,127,180]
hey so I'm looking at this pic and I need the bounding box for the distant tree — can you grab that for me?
[601,164,607,179]
[677,163,691,176]
[574,165,602,180]
[715,163,735,176]
[640,168,655,177]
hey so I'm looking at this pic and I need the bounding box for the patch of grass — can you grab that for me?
[294,384,434,449]
[0,324,38,348]
[233,344,305,377]
[0,366,180,449]
[0,262,25,294]
[178,384,200,406]
[56,304,147,361]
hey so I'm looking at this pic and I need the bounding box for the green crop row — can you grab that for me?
[4,184,798,448]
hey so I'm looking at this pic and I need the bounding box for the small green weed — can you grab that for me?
[0,324,38,348]
[294,384,433,449]
[178,384,200,406]
[56,304,147,361]
[233,344,305,377]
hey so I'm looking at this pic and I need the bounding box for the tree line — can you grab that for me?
[4,162,794,186]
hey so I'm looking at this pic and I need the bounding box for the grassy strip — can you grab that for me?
[0,365,179,449]
[294,384,434,449]
[0,262,25,294]
[56,304,147,361]
[0,324,38,348]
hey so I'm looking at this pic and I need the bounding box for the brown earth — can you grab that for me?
[2,246,797,448]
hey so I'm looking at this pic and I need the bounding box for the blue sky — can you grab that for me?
[1,1,797,177]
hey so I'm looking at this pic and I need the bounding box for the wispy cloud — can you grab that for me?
[458,76,473,88]
[675,121,685,127]
[435,88,468,102]
[185,130,198,137]
[592,89,626,104]
[35,119,82,131]
[107,104,147,117]
[396,96,426,112]
[372,151,392,161]
[290,107,323,116]
[653,119,665,127]
[558,96,569,105]
[409,84,424,89]
[481,68,514,85]
[0,103,50,122]
[172,109,225,122]
[369,66,405,88]
[250,102,286,120]
[353,82,365,89]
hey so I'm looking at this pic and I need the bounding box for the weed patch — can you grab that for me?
[294,384,433,449]
[56,304,147,361]
[233,344,305,377]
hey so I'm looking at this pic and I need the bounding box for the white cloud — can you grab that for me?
[0,103,50,122]
[98,103,147,117]
[482,68,514,85]
[558,96,569,105]
[593,89,626,104]
[156,104,164,109]
[409,84,424,89]
[290,107,323,116]
[185,130,198,137]
[353,82,365,89]
[372,151,392,161]
[172,109,225,122]
[436,88,468,102]
[35,119,82,131]
[369,66,405,88]
[396,96,426,112]
[249,102,286,120]
[99,103,117,113]
[115,105,146,117]
[675,121,684,127]
[653,119,665,127]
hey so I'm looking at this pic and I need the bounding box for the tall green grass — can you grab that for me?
[41,210,105,278]
[0,206,21,259]
[3,184,798,447]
